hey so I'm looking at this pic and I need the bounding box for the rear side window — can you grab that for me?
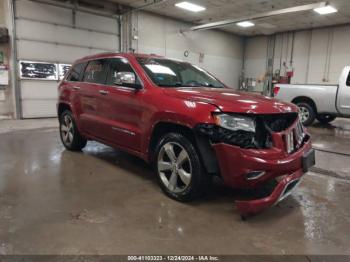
[83,59,108,84]
[66,62,86,82]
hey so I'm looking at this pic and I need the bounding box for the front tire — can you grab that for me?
[316,114,336,124]
[59,110,87,151]
[296,102,316,126]
[154,133,209,202]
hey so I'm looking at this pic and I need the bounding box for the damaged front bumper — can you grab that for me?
[235,169,303,217]
[212,137,314,217]
[195,114,315,217]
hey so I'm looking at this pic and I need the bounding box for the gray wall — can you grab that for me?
[132,12,244,88]
[244,25,350,85]
[15,0,120,118]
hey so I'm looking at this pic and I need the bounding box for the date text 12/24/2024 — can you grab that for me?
[127,256,219,261]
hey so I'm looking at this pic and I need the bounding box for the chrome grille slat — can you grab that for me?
[286,120,305,153]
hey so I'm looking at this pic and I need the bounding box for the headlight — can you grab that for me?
[213,114,256,132]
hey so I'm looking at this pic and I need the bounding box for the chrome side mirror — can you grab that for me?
[114,72,136,86]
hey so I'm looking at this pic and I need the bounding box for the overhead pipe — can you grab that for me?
[187,2,327,32]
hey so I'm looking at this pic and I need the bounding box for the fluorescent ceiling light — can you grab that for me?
[236,21,255,28]
[175,2,206,12]
[314,5,337,15]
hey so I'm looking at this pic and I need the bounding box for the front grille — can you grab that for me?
[285,120,307,153]
[261,113,298,132]
[294,120,305,150]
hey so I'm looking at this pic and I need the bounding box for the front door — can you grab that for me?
[101,57,145,152]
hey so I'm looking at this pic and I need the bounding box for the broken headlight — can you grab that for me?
[213,114,256,133]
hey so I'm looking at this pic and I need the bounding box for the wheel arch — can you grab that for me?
[57,102,72,117]
[291,96,318,114]
[148,121,219,175]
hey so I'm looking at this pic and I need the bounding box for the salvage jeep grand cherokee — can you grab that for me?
[57,53,315,217]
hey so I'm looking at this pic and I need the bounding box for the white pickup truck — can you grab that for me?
[274,66,350,126]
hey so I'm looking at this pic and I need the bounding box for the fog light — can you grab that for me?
[246,171,266,180]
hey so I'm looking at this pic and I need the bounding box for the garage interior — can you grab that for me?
[0,0,350,257]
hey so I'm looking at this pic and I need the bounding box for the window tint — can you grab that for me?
[347,72,350,86]
[106,58,140,86]
[136,57,224,88]
[66,62,86,82]
[83,59,108,84]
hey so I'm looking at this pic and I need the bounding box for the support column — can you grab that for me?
[4,0,20,119]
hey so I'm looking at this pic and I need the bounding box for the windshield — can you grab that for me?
[136,57,225,88]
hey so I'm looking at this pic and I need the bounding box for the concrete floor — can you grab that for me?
[0,118,350,255]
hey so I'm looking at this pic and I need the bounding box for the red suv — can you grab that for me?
[58,53,315,217]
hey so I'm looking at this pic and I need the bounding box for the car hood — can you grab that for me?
[162,87,297,114]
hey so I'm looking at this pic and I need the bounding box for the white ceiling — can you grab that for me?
[106,0,350,35]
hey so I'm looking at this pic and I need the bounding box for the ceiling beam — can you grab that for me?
[119,0,170,14]
[189,2,327,31]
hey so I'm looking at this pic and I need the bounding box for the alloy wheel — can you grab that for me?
[298,106,310,124]
[60,114,74,146]
[157,142,192,193]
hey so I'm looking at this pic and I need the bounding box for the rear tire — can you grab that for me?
[296,102,316,126]
[59,110,87,151]
[316,114,336,124]
[153,132,210,202]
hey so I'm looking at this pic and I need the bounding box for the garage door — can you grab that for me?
[15,0,120,118]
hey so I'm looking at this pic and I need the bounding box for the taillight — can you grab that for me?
[273,86,280,97]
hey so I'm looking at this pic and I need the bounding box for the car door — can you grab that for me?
[337,67,350,116]
[101,57,145,152]
[78,59,109,138]
[65,61,87,121]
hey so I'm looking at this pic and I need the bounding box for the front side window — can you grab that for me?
[83,59,108,84]
[136,57,224,88]
[66,62,86,82]
[346,72,350,86]
[106,58,140,86]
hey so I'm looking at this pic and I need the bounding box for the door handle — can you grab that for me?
[72,86,81,90]
[99,90,109,95]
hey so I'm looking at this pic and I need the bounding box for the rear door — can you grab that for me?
[79,59,109,138]
[101,57,144,152]
[337,67,350,116]
[64,62,87,122]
